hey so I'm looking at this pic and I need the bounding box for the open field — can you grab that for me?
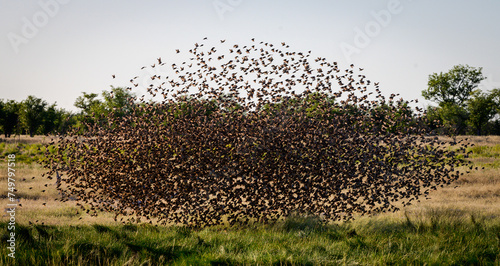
[0,135,499,265]
[0,135,51,145]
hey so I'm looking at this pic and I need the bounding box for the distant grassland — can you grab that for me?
[0,135,499,265]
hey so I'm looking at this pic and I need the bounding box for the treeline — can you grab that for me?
[0,87,133,137]
[1,64,499,138]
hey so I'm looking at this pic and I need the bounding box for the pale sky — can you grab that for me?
[1,0,499,112]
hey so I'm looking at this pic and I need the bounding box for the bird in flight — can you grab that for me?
[41,38,468,228]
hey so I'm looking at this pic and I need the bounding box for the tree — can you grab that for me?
[2,97,71,137]
[491,88,500,114]
[74,92,106,132]
[0,100,5,134]
[21,96,48,137]
[2,100,21,138]
[56,111,79,134]
[74,87,134,133]
[74,92,104,116]
[41,103,70,135]
[75,87,134,117]
[424,103,469,135]
[422,65,485,107]
[466,90,497,135]
[421,65,490,135]
[102,86,134,117]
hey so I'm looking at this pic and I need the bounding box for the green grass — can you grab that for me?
[468,145,500,158]
[1,214,499,265]
[463,144,500,169]
[0,142,46,164]
[1,136,499,265]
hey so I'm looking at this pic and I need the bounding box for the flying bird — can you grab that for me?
[39,38,471,227]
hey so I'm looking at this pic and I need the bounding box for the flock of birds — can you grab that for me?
[41,38,471,227]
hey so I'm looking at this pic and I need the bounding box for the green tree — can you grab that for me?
[0,100,5,134]
[422,65,488,135]
[422,65,485,107]
[41,103,70,135]
[74,92,104,116]
[56,111,78,134]
[102,86,134,117]
[74,92,106,132]
[75,87,134,117]
[370,100,417,134]
[424,103,469,135]
[467,89,500,135]
[2,100,22,137]
[74,87,134,132]
[490,88,500,114]
[21,96,48,137]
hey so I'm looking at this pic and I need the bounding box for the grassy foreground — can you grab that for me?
[0,135,499,265]
[1,213,500,265]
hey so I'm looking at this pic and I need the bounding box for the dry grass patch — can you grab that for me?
[0,163,120,226]
[0,135,499,227]
[438,135,500,146]
[0,135,51,145]
[398,165,500,221]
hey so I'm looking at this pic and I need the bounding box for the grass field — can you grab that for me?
[0,135,499,265]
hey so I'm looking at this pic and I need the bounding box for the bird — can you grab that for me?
[38,38,472,228]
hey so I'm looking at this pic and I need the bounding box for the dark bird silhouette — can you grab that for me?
[39,38,472,227]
